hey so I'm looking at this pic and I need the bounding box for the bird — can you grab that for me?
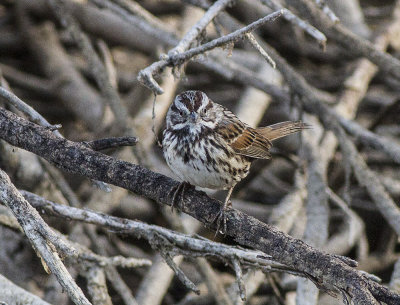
[162,90,308,234]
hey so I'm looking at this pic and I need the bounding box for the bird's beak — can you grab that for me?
[189,112,199,123]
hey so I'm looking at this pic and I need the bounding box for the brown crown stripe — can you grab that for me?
[193,91,203,111]
[180,94,194,112]
[178,91,205,112]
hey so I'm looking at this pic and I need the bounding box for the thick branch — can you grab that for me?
[0,107,399,304]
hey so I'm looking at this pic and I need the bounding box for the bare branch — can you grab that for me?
[245,33,276,68]
[0,273,52,305]
[287,0,400,80]
[313,0,339,23]
[232,258,246,301]
[105,267,139,305]
[20,190,289,272]
[84,136,138,151]
[0,169,91,305]
[168,0,234,56]
[0,87,62,137]
[0,105,399,304]
[337,116,400,164]
[334,126,400,236]
[138,10,283,93]
[15,11,104,130]
[260,1,327,48]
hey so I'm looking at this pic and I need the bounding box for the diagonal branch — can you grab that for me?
[167,10,283,67]
[0,103,399,304]
[0,169,91,305]
[286,0,400,80]
[0,86,61,135]
[138,10,283,94]
[167,0,234,56]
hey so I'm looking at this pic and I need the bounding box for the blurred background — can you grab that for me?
[0,0,399,304]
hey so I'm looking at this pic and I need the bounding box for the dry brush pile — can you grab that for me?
[0,0,400,305]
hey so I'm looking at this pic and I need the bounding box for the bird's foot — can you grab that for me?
[214,200,232,238]
[169,182,193,212]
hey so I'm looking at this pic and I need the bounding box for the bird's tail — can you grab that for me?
[256,121,310,141]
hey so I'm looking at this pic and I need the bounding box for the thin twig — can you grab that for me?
[105,267,139,305]
[168,0,235,56]
[245,33,276,68]
[232,258,246,301]
[158,249,200,294]
[138,10,283,93]
[313,0,339,23]
[260,0,327,49]
[168,10,283,66]
[288,0,400,80]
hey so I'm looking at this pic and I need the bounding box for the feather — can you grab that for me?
[217,109,272,159]
[256,121,310,141]
[230,127,272,159]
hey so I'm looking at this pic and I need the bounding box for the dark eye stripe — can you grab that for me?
[171,104,179,113]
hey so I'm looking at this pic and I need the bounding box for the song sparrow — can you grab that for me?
[163,90,308,233]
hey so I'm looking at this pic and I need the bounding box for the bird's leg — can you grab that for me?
[214,186,234,237]
[169,181,193,212]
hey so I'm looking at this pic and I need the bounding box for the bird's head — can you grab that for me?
[166,90,221,133]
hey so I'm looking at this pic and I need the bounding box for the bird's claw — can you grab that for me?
[169,182,193,212]
[214,200,232,238]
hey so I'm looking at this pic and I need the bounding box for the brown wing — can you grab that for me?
[217,119,272,160]
[215,106,272,159]
[231,127,272,159]
[256,121,310,141]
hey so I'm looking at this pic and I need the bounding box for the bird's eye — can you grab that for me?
[179,111,184,116]
[201,108,207,116]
